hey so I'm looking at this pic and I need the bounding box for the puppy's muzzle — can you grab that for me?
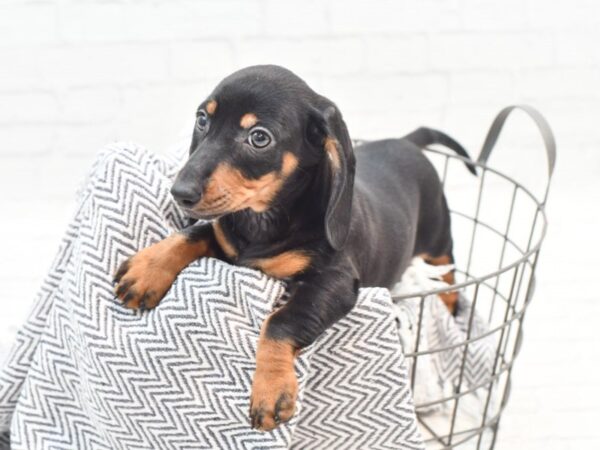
[171,181,202,209]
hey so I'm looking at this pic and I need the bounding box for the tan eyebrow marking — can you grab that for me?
[206,100,217,115]
[240,113,258,129]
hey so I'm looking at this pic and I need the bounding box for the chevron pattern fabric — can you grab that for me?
[292,288,424,450]
[394,294,496,448]
[397,294,495,409]
[0,143,425,450]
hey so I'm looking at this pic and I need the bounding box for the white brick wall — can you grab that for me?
[1,1,599,447]
[0,0,597,153]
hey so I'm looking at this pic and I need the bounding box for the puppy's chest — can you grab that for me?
[241,250,311,279]
[214,228,311,279]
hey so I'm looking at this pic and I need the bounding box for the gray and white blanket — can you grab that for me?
[0,141,494,449]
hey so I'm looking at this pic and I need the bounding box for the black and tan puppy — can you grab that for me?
[113,65,475,431]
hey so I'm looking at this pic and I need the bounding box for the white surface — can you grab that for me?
[1,1,599,448]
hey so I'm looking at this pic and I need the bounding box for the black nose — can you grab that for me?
[170,183,201,209]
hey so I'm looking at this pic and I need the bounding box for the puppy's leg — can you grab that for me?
[249,262,358,431]
[425,254,459,313]
[114,223,218,309]
[250,317,298,432]
[417,191,459,313]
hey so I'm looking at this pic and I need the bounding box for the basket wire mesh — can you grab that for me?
[391,105,556,449]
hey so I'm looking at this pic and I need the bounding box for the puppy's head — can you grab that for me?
[171,65,355,250]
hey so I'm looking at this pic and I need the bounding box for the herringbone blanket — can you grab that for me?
[0,141,496,449]
[0,143,425,450]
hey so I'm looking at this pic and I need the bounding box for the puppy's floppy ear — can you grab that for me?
[307,102,356,250]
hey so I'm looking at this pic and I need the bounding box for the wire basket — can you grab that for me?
[392,105,556,449]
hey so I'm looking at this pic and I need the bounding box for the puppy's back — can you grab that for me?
[350,139,447,287]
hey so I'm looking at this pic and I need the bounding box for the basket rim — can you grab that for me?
[391,146,549,301]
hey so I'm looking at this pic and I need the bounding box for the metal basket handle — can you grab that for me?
[477,105,556,204]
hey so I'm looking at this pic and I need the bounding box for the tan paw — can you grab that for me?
[113,245,177,310]
[249,367,298,431]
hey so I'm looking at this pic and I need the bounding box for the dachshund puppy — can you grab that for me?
[113,65,475,431]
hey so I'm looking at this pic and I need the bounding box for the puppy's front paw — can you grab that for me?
[113,244,177,310]
[250,367,298,431]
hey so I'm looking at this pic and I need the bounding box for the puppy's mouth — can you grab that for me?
[181,194,239,220]
[181,178,279,220]
[182,207,227,221]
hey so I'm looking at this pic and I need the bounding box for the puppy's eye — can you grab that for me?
[248,128,272,149]
[196,111,209,130]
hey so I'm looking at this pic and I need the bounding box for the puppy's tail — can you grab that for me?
[403,127,477,175]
